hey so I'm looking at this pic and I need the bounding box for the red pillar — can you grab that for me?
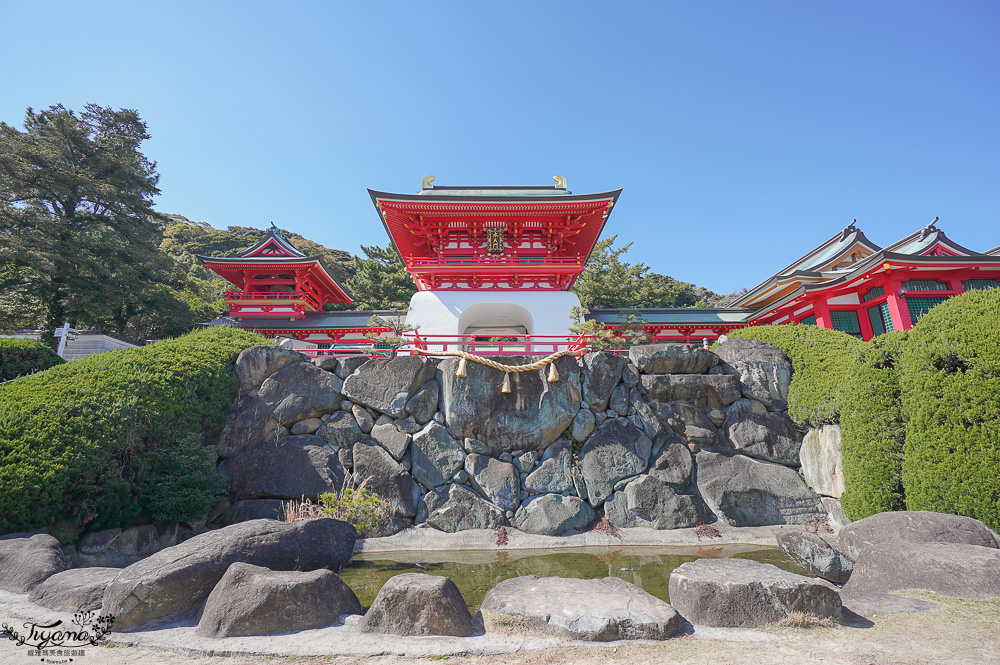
[884,277,913,330]
[813,299,832,330]
[857,305,875,340]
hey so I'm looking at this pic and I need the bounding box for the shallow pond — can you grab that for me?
[339,544,811,611]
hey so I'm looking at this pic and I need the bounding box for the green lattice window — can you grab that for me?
[799,314,816,326]
[862,286,885,302]
[906,296,948,324]
[902,279,949,292]
[963,279,999,291]
[867,302,893,336]
[830,310,862,338]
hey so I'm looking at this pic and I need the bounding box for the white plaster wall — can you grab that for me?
[828,293,861,306]
[406,290,582,340]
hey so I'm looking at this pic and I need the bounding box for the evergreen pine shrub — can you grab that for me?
[724,324,861,426]
[899,288,1000,531]
[0,327,267,534]
[0,338,65,381]
[840,330,909,520]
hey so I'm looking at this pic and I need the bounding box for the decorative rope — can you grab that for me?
[412,348,572,393]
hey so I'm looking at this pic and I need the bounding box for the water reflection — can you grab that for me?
[339,544,811,611]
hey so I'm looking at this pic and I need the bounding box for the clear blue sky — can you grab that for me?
[3,1,997,295]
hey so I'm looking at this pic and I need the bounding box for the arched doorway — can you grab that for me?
[457,302,534,352]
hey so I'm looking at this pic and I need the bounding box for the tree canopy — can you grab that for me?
[0,105,205,340]
[345,244,417,310]
[572,235,724,309]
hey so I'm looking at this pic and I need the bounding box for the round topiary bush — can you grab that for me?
[839,330,908,521]
[0,338,65,381]
[899,288,1000,532]
[0,326,269,535]
[724,324,862,427]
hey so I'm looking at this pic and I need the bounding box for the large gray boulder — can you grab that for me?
[28,568,121,612]
[629,343,719,375]
[647,435,694,490]
[580,352,627,412]
[102,518,356,630]
[604,475,712,530]
[481,575,683,641]
[425,485,506,532]
[196,563,361,637]
[358,573,479,636]
[570,408,596,442]
[410,422,466,490]
[695,451,825,526]
[580,418,652,508]
[713,338,792,411]
[404,379,440,425]
[512,494,595,536]
[370,420,411,460]
[640,374,740,408]
[235,345,309,393]
[335,355,370,379]
[213,499,286,527]
[776,530,854,584]
[342,356,437,418]
[218,393,274,458]
[839,510,999,560]
[316,411,368,449]
[222,435,344,500]
[258,362,342,426]
[352,440,419,518]
[438,354,581,454]
[668,558,841,627]
[523,441,573,494]
[465,454,520,512]
[842,541,1000,599]
[0,533,67,593]
[800,425,845,498]
[723,398,802,466]
[654,401,719,447]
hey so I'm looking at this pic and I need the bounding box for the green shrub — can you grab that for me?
[725,324,862,426]
[319,487,393,537]
[0,326,268,534]
[840,330,909,520]
[0,338,65,381]
[899,289,1000,531]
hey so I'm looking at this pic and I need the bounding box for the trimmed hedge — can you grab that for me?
[839,331,909,520]
[724,324,861,426]
[0,326,268,534]
[0,338,65,381]
[899,288,1000,532]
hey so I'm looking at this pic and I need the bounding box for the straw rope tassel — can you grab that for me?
[501,372,512,393]
[547,362,559,382]
[456,356,468,377]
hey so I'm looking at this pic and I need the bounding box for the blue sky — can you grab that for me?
[3,1,997,294]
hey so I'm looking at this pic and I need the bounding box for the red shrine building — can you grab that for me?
[199,178,1000,353]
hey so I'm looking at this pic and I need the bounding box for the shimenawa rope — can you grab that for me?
[411,347,572,393]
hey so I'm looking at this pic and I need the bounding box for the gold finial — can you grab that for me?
[553,175,567,190]
[422,175,436,190]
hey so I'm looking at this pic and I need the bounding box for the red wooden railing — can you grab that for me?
[225,290,322,312]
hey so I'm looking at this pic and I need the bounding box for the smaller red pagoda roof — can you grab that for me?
[197,225,352,305]
[882,218,982,257]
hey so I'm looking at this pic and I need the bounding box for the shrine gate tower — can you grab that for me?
[369,176,621,343]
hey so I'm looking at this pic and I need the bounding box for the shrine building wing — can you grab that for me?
[369,178,621,292]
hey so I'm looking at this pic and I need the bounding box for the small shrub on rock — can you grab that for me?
[725,324,861,426]
[0,338,65,381]
[899,289,1000,532]
[284,486,394,537]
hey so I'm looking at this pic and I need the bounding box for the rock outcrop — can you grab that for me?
[839,510,999,560]
[0,533,67,593]
[482,575,684,641]
[357,573,479,636]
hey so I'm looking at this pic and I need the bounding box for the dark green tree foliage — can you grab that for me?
[840,331,909,520]
[573,236,721,310]
[0,326,266,533]
[0,338,66,381]
[0,105,190,342]
[899,288,1000,531]
[725,324,861,426]
[346,244,417,310]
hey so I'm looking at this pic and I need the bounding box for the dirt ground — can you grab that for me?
[4,592,997,665]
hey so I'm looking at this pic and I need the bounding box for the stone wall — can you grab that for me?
[217,340,833,535]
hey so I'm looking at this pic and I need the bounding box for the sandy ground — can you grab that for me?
[2,592,998,665]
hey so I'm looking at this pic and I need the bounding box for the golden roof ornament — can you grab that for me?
[553,175,567,190]
[422,175,436,190]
